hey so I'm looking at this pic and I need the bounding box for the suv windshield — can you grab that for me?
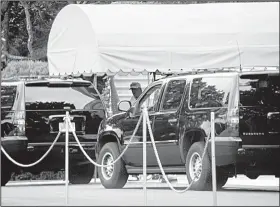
[25,85,102,110]
[25,83,105,136]
[240,74,280,107]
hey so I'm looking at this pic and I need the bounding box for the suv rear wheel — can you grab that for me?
[97,142,128,189]
[186,141,229,191]
[69,163,94,184]
[186,141,212,191]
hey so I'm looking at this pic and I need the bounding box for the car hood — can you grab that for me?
[105,112,127,126]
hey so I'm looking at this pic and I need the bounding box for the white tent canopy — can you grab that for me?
[47,2,279,76]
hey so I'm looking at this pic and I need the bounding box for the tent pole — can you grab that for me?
[94,75,97,88]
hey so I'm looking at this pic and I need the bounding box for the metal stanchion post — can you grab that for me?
[142,107,147,206]
[211,112,217,206]
[94,165,97,183]
[65,110,70,206]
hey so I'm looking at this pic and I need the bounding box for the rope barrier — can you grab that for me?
[69,106,212,194]
[1,132,62,168]
[1,113,141,170]
[64,112,69,205]
[142,106,148,205]
[67,113,143,168]
[2,108,217,206]
[143,108,211,193]
[211,112,217,205]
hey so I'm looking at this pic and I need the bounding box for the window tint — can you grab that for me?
[25,85,101,110]
[25,84,105,135]
[161,79,186,111]
[135,84,162,114]
[189,77,233,109]
[240,74,280,107]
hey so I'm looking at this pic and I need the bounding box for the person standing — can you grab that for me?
[129,82,142,105]
[129,82,143,181]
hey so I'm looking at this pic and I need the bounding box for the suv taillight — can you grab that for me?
[228,108,239,129]
[8,111,25,136]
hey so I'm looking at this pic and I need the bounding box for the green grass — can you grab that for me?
[2,60,49,79]
[11,171,65,181]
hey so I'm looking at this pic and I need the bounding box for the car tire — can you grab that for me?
[246,173,259,180]
[216,171,228,189]
[186,142,229,191]
[97,142,128,189]
[186,141,212,191]
[69,163,94,184]
[1,167,12,186]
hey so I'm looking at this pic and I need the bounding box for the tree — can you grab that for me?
[20,1,34,58]
[190,78,225,108]
[1,1,9,53]
[1,1,69,62]
[1,1,112,64]
[1,1,11,69]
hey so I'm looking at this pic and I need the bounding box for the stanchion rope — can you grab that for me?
[68,113,143,168]
[1,132,62,168]
[144,108,211,193]
[69,107,211,193]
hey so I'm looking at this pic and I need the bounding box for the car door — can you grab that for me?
[153,78,187,166]
[122,82,164,167]
[239,73,280,146]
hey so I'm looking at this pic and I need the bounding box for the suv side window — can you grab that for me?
[189,77,233,109]
[161,79,186,111]
[240,74,280,107]
[135,84,162,114]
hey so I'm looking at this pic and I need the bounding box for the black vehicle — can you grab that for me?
[96,68,280,191]
[1,78,106,186]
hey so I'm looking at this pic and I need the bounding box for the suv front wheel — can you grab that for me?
[97,142,128,189]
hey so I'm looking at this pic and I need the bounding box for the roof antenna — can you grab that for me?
[236,40,242,72]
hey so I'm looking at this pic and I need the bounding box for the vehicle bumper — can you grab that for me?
[209,137,242,166]
[1,136,28,156]
[26,142,96,165]
[237,145,280,161]
[236,147,280,173]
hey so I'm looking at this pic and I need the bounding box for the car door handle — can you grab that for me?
[168,118,177,123]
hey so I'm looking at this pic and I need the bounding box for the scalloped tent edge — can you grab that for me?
[47,2,279,76]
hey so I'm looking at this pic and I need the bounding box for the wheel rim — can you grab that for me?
[189,152,202,182]
[101,152,114,180]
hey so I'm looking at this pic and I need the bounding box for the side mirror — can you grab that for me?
[118,100,131,112]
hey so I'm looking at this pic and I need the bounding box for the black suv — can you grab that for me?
[96,68,280,190]
[1,78,106,186]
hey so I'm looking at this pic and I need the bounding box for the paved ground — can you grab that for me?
[1,176,279,206]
